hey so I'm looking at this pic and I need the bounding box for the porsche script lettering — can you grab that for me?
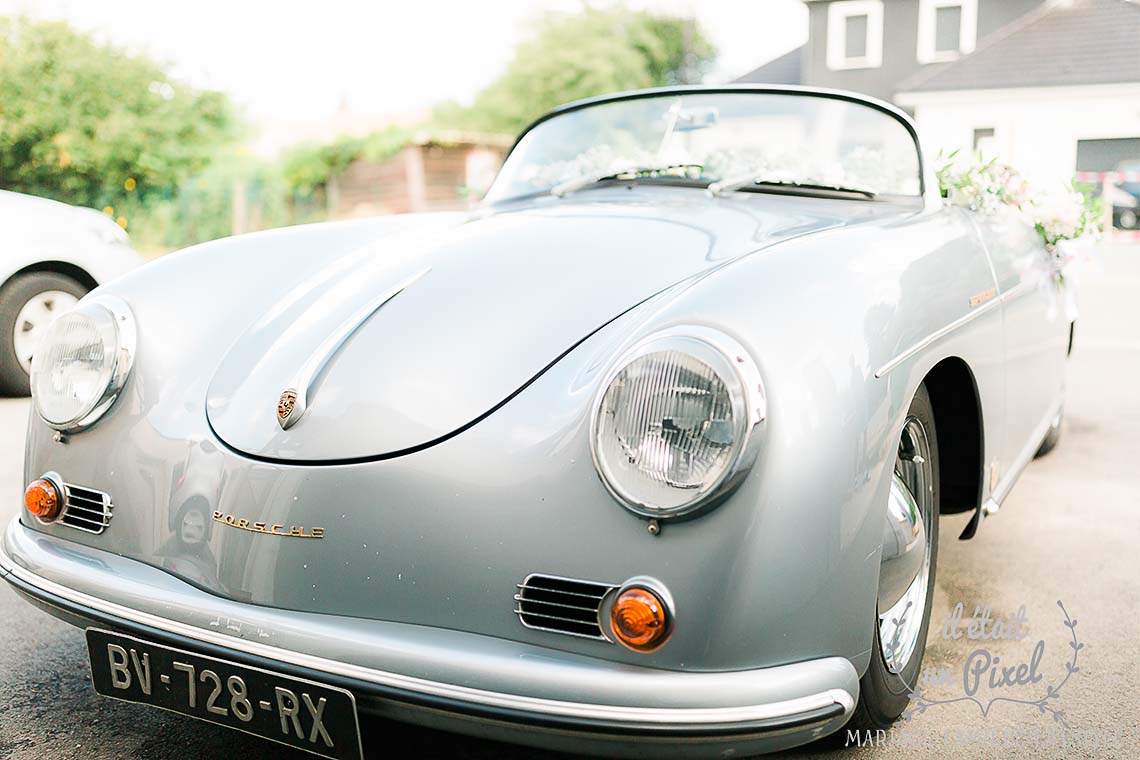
[969,288,997,307]
[212,512,325,539]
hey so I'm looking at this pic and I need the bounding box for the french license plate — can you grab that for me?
[86,629,362,760]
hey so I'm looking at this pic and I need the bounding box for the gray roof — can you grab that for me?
[898,0,1140,93]
[733,46,804,85]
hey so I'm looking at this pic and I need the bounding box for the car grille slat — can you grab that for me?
[513,600,602,623]
[67,499,104,514]
[59,482,113,535]
[515,574,617,641]
[512,608,597,625]
[514,584,607,602]
[512,594,602,614]
[66,499,106,517]
[66,487,106,505]
[61,511,104,527]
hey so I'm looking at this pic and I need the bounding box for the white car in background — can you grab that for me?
[0,189,146,395]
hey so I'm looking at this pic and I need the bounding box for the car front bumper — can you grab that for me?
[1,517,857,757]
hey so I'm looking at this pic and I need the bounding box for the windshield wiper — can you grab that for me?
[706,173,877,199]
[550,163,704,197]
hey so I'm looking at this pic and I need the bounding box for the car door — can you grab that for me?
[970,205,1068,494]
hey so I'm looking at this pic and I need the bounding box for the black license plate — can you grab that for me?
[86,629,362,760]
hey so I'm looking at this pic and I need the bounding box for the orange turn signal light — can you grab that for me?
[610,587,670,652]
[25,479,62,523]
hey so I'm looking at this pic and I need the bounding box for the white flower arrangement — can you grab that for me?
[936,151,1101,251]
[937,151,1101,321]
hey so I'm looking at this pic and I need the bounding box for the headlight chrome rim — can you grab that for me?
[31,296,136,433]
[589,325,766,520]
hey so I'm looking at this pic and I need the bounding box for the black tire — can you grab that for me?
[1034,408,1063,459]
[0,271,89,396]
[849,384,940,731]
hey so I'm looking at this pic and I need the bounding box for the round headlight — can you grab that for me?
[31,297,136,432]
[591,327,765,519]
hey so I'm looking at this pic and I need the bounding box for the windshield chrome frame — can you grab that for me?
[490,85,941,210]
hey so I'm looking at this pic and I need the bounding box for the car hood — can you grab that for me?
[0,189,134,254]
[205,192,877,462]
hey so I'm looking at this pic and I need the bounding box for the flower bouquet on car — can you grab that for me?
[938,151,1101,319]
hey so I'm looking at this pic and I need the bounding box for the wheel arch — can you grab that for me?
[3,261,99,293]
[921,357,983,524]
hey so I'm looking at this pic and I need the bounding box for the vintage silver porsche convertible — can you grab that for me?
[1,86,1069,758]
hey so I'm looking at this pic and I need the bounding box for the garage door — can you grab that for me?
[1076,137,1140,172]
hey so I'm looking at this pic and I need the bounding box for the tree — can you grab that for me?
[433,5,716,135]
[0,17,238,210]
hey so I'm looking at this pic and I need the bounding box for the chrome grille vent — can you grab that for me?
[515,574,616,641]
[60,483,113,534]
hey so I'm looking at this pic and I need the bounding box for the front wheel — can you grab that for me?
[850,384,940,729]
[0,271,87,396]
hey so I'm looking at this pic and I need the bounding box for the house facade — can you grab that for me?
[895,0,1140,187]
[737,0,1140,190]
[804,0,1044,102]
[738,0,1046,100]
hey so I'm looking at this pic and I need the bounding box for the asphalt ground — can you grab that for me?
[1,243,1137,759]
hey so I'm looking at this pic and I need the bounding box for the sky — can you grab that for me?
[1,0,808,151]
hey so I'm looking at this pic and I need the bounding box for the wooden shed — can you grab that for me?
[329,131,511,218]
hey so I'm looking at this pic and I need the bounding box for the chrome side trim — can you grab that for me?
[279,268,430,429]
[0,540,853,728]
[983,395,1064,518]
[874,282,1029,379]
[998,280,1034,305]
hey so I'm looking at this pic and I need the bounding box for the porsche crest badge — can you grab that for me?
[277,389,298,428]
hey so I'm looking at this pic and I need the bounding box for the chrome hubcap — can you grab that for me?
[12,290,79,375]
[877,417,934,675]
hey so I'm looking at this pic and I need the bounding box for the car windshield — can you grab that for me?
[485,91,923,203]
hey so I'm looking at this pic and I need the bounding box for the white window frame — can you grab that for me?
[917,0,978,64]
[826,0,884,71]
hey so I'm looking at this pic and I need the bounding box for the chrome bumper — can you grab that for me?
[1,517,856,756]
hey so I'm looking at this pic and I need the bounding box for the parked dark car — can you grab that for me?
[1111,161,1140,230]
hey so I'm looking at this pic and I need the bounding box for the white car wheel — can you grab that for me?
[0,272,88,395]
[13,289,80,374]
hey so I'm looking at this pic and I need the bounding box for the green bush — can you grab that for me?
[117,156,327,253]
[0,17,239,211]
[281,126,411,196]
